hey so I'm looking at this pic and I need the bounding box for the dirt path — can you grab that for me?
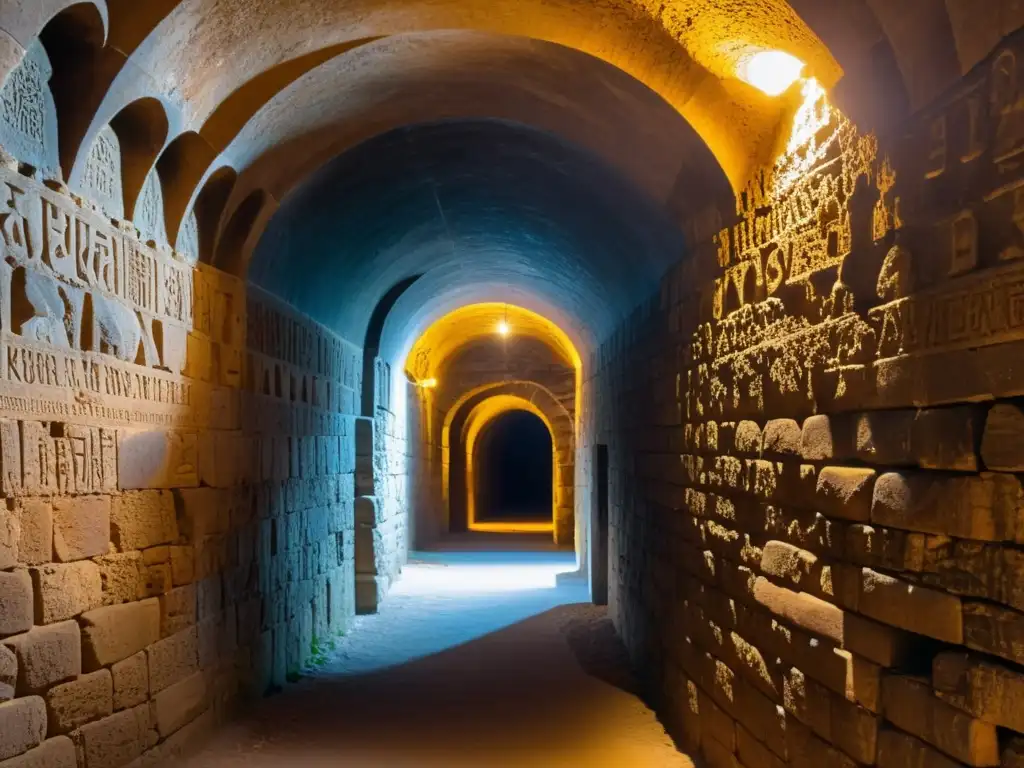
[173,548,695,768]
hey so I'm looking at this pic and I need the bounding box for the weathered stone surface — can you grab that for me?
[111,652,147,711]
[160,584,197,638]
[30,562,102,625]
[169,546,195,586]
[871,472,1023,542]
[753,576,845,643]
[52,496,110,562]
[845,524,925,572]
[882,674,999,766]
[44,668,112,734]
[761,419,801,457]
[934,652,1024,733]
[963,602,1024,666]
[735,421,762,456]
[982,403,1024,471]
[0,736,76,768]
[912,406,981,471]
[152,671,206,738]
[110,491,178,551]
[0,645,14,701]
[79,599,160,670]
[0,507,18,571]
[860,569,962,643]
[117,429,199,490]
[94,553,145,605]
[0,696,45,761]
[855,411,916,465]
[0,571,33,637]
[877,729,966,768]
[77,705,149,768]
[147,626,198,694]
[1,621,80,694]
[816,467,875,522]
[12,501,51,567]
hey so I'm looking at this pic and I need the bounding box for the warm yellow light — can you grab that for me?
[418,378,438,389]
[497,320,511,337]
[738,50,805,96]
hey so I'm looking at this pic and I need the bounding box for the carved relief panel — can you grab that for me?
[0,41,60,181]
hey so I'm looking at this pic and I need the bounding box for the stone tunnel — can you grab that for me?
[0,1,1024,766]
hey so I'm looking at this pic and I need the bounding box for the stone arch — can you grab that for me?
[442,381,574,546]
[105,97,169,220]
[156,130,220,246]
[191,166,238,266]
[215,187,268,273]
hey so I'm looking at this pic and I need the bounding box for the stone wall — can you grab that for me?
[584,29,1024,768]
[0,40,367,765]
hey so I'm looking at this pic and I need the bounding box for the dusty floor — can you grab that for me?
[175,536,695,767]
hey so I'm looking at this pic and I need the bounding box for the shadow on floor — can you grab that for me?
[178,604,693,768]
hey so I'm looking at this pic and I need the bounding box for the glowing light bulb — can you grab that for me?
[738,50,805,96]
[497,320,510,337]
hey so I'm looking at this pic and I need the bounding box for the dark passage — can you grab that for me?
[475,410,553,522]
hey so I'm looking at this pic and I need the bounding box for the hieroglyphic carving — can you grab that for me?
[81,126,124,219]
[14,418,117,495]
[0,42,59,179]
[712,79,881,319]
[135,170,168,248]
[871,258,1024,360]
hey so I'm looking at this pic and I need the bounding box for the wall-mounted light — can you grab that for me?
[738,50,805,96]
[417,378,438,389]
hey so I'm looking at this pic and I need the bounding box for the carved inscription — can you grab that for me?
[0,46,45,148]
[82,126,123,218]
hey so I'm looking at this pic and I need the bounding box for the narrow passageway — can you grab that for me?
[173,535,693,768]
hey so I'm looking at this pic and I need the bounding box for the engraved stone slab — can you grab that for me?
[0,41,59,182]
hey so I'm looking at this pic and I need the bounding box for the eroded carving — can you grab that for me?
[81,126,124,219]
[0,41,59,180]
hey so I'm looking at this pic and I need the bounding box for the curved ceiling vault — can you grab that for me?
[250,119,687,355]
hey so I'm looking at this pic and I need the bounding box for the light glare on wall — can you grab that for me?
[738,50,805,96]
[417,378,438,389]
[497,320,511,337]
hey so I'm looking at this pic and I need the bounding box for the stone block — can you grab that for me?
[735,421,762,456]
[110,491,178,551]
[147,626,198,694]
[0,571,33,636]
[79,599,160,670]
[830,695,878,764]
[871,471,1022,542]
[30,562,101,625]
[912,406,982,471]
[933,652,1024,733]
[855,410,916,465]
[877,729,965,768]
[0,645,14,701]
[152,671,206,738]
[963,602,1024,665]
[752,577,844,644]
[800,415,834,461]
[170,546,194,586]
[845,524,924,571]
[816,467,875,522]
[159,584,196,638]
[44,668,112,734]
[12,500,51,566]
[0,507,18,571]
[111,651,147,712]
[51,496,109,562]
[94,553,145,605]
[76,705,149,768]
[981,403,1024,471]
[0,736,76,768]
[882,674,999,766]
[786,718,857,768]
[761,419,801,457]
[117,429,199,489]
[176,488,231,542]
[860,569,962,643]
[0,697,45,761]
[1,621,80,694]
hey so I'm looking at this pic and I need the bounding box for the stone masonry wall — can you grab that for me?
[584,30,1024,768]
[0,39,364,766]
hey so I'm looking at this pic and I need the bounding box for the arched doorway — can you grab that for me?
[471,409,554,529]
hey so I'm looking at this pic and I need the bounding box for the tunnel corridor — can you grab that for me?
[2,2,1024,768]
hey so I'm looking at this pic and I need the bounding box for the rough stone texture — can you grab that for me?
[860,569,963,643]
[146,627,198,694]
[110,492,178,552]
[79,600,161,671]
[44,669,112,734]
[0,696,45,761]
[816,467,875,522]
[12,502,51,567]
[76,705,150,768]
[0,645,14,702]
[0,737,76,768]
[982,403,1024,471]
[110,652,148,712]
[1,622,80,695]
[152,671,206,738]
[51,496,109,562]
[29,563,101,625]
[94,553,146,606]
[0,571,32,637]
